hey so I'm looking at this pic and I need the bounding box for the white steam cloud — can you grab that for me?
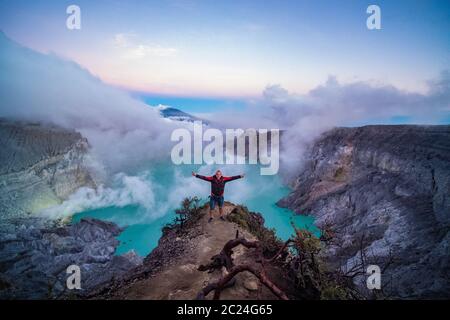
[0,32,189,220]
[211,72,450,176]
[41,171,156,221]
[0,32,180,175]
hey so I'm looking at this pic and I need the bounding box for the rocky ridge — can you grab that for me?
[0,120,142,299]
[93,203,297,300]
[278,125,450,298]
[0,119,95,219]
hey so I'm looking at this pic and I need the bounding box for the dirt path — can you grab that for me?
[108,203,279,300]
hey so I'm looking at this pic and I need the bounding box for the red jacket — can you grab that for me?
[195,174,242,196]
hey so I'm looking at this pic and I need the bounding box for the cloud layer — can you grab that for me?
[0,32,180,175]
[210,71,450,175]
[114,33,178,59]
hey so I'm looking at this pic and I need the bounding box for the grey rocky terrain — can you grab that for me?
[0,217,142,299]
[1,119,449,299]
[278,125,450,298]
[0,120,142,299]
[0,119,95,220]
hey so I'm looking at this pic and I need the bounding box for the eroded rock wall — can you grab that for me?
[278,125,450,298]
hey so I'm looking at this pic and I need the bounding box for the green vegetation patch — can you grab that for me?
[227,205,282,255]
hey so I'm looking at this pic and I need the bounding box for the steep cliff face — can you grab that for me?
[0,218,142,299]
[0,120,142,299]
[0,120,95,220]
[278,125,450,298]
[93,203,296,300]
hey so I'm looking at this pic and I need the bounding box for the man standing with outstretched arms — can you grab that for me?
[192,170,244,222]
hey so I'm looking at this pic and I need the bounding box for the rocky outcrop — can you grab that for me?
[0,120,142,299]
[94,203,296,300]
[0,119,95,220]
[0,217,142,299]
[278,125,450,298]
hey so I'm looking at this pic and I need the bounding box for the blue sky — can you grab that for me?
[0,0,448,117]
[0,0,448,96]
[135,93,247,113]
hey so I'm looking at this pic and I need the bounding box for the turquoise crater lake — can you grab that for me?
[72,163,319,256]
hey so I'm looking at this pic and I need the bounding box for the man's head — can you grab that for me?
[215,170,222,178]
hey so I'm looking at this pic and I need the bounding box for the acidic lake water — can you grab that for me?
[73,163,319,256]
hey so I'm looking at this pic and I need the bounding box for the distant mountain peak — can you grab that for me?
[157,105,208,124]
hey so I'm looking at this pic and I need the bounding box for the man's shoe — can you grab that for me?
[208,217,213,223]
[220,216,225,221]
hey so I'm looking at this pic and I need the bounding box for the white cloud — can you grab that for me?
[210,72,450,176]
[113,32,137,47]
[41,171,157,220]
[127,44,177,58]
[113,32,178,59]
[0,32,183,175]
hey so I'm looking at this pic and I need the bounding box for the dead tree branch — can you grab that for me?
[196,263,289,300]
[197,237,291,300]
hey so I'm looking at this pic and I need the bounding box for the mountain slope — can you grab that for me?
[0,119,95,220]
[93,203,296,300]
[278,125,450,298]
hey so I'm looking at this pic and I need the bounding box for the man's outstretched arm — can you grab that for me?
[192,172,213,181]
[223,174,245,182]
